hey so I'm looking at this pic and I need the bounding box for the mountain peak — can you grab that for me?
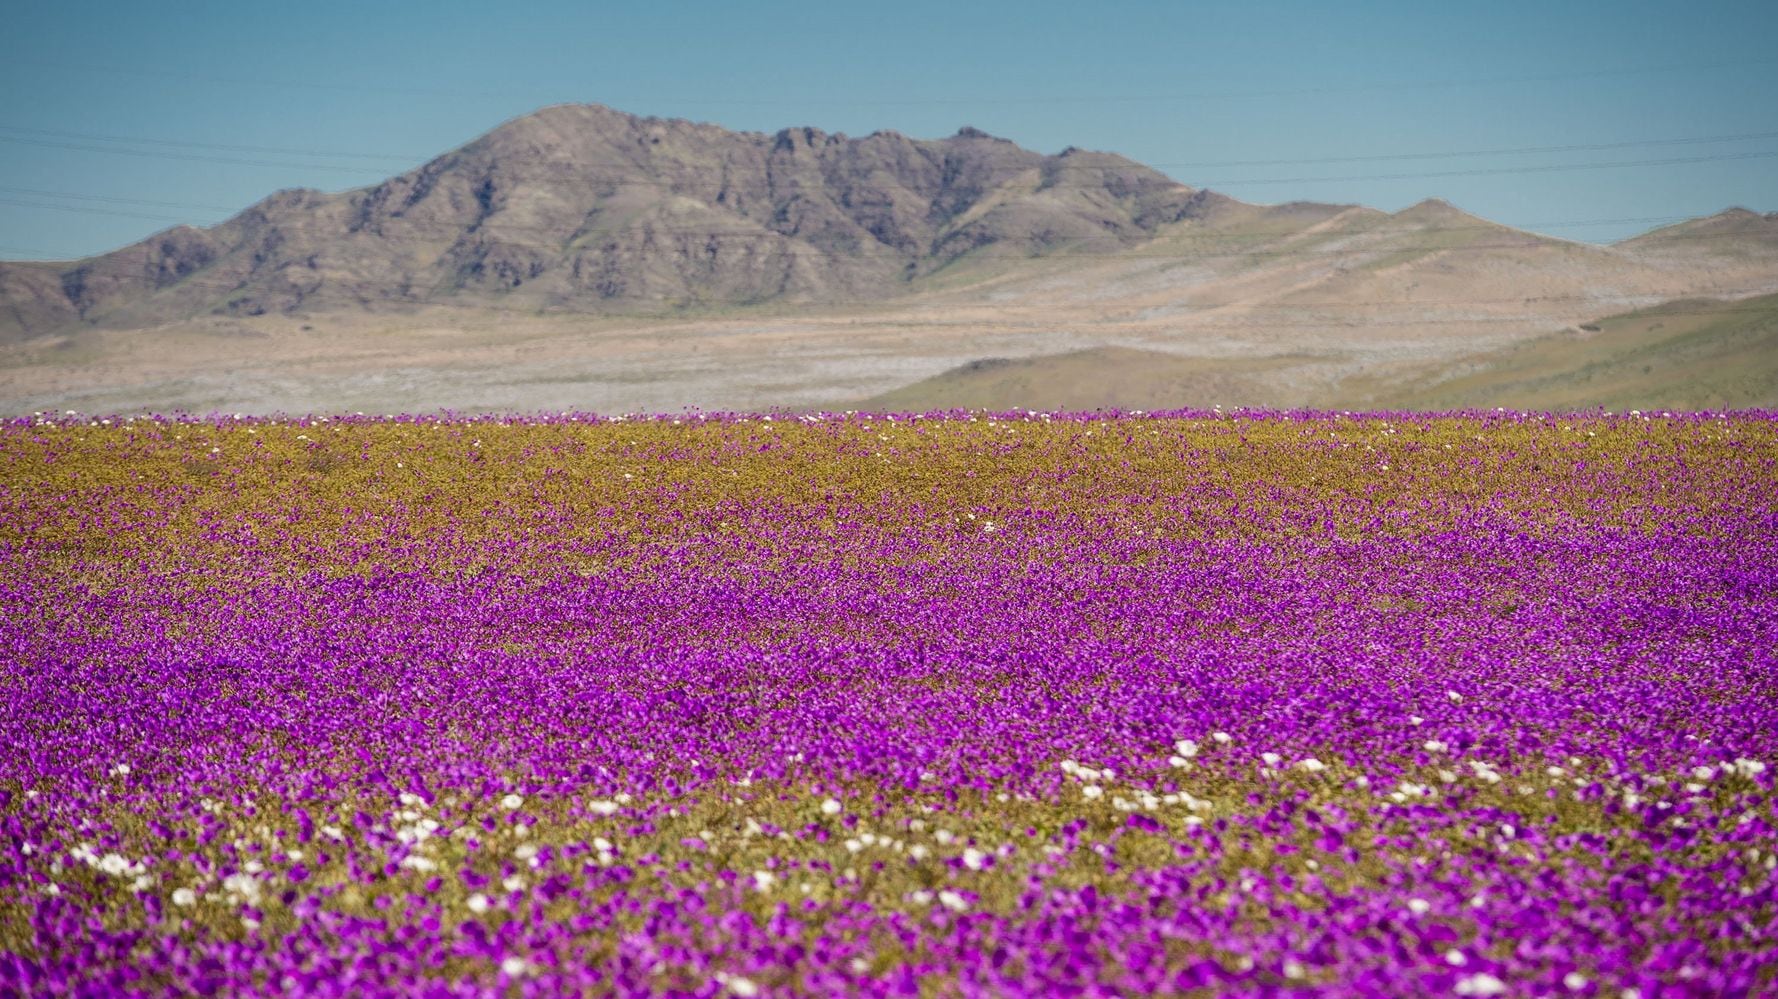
[1395,197,1467,219]
[953,125,1001,141]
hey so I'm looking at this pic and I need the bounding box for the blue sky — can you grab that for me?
[1,0,1774,260]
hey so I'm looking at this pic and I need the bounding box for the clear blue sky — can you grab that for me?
[2,0,1774,260]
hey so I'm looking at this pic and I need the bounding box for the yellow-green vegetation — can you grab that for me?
[1387,292,1778,411]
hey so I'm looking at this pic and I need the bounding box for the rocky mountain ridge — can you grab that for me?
[1,104,1230,341]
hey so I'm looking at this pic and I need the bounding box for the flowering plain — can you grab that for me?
[2,409,1776,997]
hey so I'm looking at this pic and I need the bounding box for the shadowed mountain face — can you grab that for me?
[0,105,1224,341]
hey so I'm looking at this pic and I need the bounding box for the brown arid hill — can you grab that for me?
[0,105,1219,343]
[861,292,1778,413]
[2,105,1777,415]
[1615,207,1778,263]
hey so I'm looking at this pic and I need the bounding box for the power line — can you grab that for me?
[14,55,1775,106]
[0,186,240,212]
[6,120,1775,172]
[0,135,395,174]
[0,124,422,162]
[7,127,1777,188]
[1154,131,1778,168]
[0,197,197,224]
[1197,149,1778,187]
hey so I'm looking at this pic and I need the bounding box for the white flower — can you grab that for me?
[398,791,425,807]
[587,799,619,816]
[501,874,525,892]
[1260,752,1282,767]
[1212,731,1232,744]
[171,887,196,907]
[500,956,529,977]
[752,870,777,891]
[466,893,491,914]
[820,798,842,816]
[399,855,437,872]
[962,848,987,870]
[98,854,130,876]
[1297,758,1326,773]
[1447,691,1464,703]
[937,889,968,911]
[908,844,931,860]
[1423,740,1449,753]
[1564,972,1589,991]
[500,794,524,811]
[1174,739,1199,758]
[1445,949,1468,966]
[1407,898,1431,914]
[1081,785,1104,799]
[222,874,262,903]
[1408,715,1424,727]
[1734,757,1767,776]
[1692,766,1716,781]
[1453,973,1507,996]
[726,976,760,997]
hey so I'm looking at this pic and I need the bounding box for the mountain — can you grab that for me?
[0,105,1224,343]
[2,104,1776,414]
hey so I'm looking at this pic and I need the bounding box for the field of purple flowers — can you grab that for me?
[3,410,1776,996]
